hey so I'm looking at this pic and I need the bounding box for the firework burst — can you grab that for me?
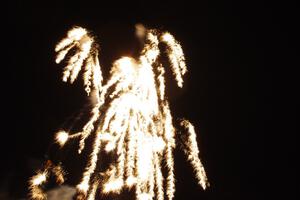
[29,24,208,200]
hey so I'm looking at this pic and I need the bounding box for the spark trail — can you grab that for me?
[29,24,208,200]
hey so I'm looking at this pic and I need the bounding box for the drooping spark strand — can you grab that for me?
[29,24,209,200]
[161,32,187,88]
[76,131,102,195]
[86,180,99,200]
[180,120,209,189]
[55,27,103,95]
[154,153,164,200]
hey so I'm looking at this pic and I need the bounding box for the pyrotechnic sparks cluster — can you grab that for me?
[29,24,208,200]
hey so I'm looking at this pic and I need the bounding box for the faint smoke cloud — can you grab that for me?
[47,185,76,200]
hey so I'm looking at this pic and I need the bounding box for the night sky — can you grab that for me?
[2,0,289,199]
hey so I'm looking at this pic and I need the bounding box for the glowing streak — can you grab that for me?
[87,180,99,200]
[56,43,75,64]
[29,24,209,200]
[77,131,102,195]
[161,32,187,88]
[154,154,164,200]
[181,120,209,189]
[125,113,138,188]
[157,64,166,100]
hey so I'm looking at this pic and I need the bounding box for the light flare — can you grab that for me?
[55,131,69,147]
[30,172,48,186]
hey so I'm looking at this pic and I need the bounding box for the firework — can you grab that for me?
[29,24,208,200]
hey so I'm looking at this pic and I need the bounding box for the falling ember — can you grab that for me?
[55,131,69,147]
[29,24,209,200]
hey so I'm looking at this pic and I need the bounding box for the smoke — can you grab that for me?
[47,186,76,200]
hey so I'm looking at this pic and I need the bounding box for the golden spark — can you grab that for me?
[29,24,209,200]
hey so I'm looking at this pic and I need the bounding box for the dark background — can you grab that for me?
[1,0,291,199]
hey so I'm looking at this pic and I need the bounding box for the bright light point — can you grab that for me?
[68,27,87,40]
[103,178,123,193]
[105,142,115,152]
[55,131,69,147]
[77,181,89,193]
[119,57,134,67]
[152,136,165,153]
[161,32,173,42]
[99,133,113,141]
[125,176,136,187]
[31,172,47,186]
[113,56,137,78]
[138,193,151,200]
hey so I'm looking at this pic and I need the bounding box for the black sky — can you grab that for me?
[1,0,290,199]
